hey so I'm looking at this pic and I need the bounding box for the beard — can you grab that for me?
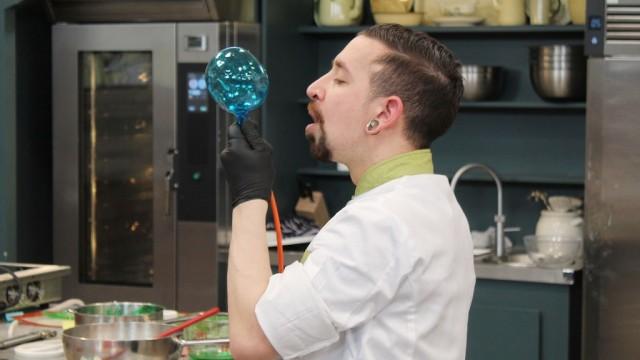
[306,124,332,162]
[306,103,332,162]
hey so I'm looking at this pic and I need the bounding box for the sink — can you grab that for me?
[473,249,580,285]
[476,251,535,267]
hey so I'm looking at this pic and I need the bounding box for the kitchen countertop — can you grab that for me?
[219,247,581,286]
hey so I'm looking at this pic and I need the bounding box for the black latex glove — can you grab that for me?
[220,119,275,208]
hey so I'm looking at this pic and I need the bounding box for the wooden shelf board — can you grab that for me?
[299,25,585,35]
[298,98,586,110]
[298,167,584,185]
[460,101,586,110]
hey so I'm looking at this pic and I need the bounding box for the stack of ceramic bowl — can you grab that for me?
[431,0,484,26]
[370,0,422,26]
[523,234,582,268]
[530,45,586,101]
[525,195,584,268]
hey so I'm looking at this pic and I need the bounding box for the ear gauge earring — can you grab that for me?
[367,119,379,131]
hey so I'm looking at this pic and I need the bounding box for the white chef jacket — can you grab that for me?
[255,174,476,359]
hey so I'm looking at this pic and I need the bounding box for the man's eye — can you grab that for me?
[334,79,346,85]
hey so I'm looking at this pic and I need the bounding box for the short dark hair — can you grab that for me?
[359,24,463,148]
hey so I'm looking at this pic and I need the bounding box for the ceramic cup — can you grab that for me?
[568,0,586,24]
[527,0,560,25]
[493,0,526,25]
[314,0,364,26]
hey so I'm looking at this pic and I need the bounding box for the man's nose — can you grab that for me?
[306,79,324,102]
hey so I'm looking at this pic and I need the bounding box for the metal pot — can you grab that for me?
[63,322,229,360]
[530,45,586,101]
[72,301,164,325]
[461,65,503,101]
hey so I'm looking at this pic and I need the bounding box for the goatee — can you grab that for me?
[306,128,331,162]
[306,102,332,162]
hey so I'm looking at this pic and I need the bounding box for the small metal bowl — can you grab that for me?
[461,65,503,101]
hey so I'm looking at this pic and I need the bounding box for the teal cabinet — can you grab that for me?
[468,305,541,360]
[467,279,581,360]
[0,1,21,261]
[0,0,53,262]
[261,0,585,243]
[256,4,585,358]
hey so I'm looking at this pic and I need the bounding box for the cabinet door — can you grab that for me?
[467,305,541,360]
[53,24,177,307]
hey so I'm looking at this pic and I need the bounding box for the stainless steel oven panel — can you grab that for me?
[584,57,640,359]
[177,23,220,64]
[53,23,177,306]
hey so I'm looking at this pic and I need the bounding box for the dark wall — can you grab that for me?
[261,0,317,217]
[15,1,52,262]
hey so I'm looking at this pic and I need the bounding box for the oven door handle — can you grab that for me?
[164,148,179,216]
[164,169,175,216]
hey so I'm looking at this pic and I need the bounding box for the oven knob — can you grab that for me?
[26,281,42,302]
[5,285,21,305]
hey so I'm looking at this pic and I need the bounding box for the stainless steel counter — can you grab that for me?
[219,248,581,286]
[474,258,580,285]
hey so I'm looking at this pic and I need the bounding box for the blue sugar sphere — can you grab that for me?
[205,47,269,123]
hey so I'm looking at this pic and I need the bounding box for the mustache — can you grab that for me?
[307,101,323,124]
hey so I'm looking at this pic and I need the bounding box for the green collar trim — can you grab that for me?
[354,149,433,196]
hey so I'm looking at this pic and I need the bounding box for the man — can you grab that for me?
[220,24,475,359]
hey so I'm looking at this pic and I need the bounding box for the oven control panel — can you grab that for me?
[0,263,70,312]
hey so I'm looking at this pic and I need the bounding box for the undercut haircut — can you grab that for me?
[359,24,463,148]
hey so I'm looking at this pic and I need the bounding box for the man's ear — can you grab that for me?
[368,96,404,134]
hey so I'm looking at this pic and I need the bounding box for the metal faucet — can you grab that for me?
[450,163,506,261]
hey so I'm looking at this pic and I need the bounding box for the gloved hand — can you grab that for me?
[220,119,275,208]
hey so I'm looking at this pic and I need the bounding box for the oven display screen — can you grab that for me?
[187,72,209,113]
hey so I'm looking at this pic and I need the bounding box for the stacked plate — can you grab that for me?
[370,0,422,26]
[14,339,65,360]
[432,16,483,26]
[373,12,423,26]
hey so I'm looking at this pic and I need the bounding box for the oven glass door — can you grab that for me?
[53,24,177,306]
[79,51,154,286]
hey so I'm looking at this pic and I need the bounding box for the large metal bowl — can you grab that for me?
[63,322,229,360]
[530,45,586,101]
[72,301,164,325]
[461,65,503,101]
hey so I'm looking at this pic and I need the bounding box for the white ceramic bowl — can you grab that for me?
[373,12,422,26]
[523,235,582,268]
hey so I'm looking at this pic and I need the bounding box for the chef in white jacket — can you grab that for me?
[219,24,476,360]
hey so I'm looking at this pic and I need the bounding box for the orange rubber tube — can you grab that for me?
[269,191,284,273]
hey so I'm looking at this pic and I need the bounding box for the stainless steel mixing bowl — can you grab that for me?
[530,45,586,101]
[63,322,229,360]
[72,301,164,325]
[461,65,503,101]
